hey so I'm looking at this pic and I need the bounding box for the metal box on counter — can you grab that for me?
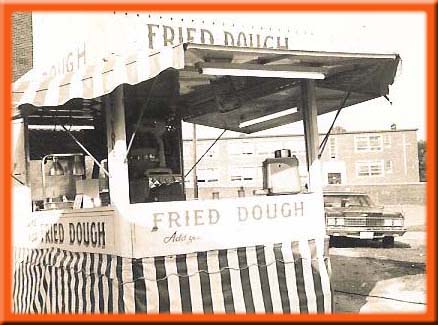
[262,149,301,194]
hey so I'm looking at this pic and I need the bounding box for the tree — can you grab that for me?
[418,140,426,182]
[332,126,346,134]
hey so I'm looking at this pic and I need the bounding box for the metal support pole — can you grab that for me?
[192,123,199,199]
[105,86,130,207]
[301,79,323,193]
[23,117,31,186]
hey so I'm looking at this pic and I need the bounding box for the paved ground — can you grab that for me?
[330,205,427,313]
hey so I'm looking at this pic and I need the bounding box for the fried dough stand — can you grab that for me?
[12,43,399,313]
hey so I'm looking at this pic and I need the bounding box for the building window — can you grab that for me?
[229,142,255,156]
[354,135,383,152]
[328,172,342,184]
[197,143,217,159]
[257,141,277,156]
[383,134,391,146]
[230,167,257,184]
[329,137,337,159]
[356,160,384,177]
[241,142,255,155]
[228,143,240,156]
[385,160,393,174]
[369,136,382,150]
[355,136,369,151]
[197,168,219,183]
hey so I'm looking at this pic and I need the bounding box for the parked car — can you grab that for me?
[323,191,406,247]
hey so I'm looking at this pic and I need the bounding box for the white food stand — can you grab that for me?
[12,38,399,313]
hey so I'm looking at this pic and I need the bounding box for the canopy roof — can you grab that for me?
[13,43,400,134]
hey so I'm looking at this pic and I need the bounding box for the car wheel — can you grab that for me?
[382,236,395,248]
[329,236,335,247]
[335,236,349,247]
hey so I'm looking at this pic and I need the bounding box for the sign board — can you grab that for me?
[127,192,325,257]
[14,193,324,258]
[30,12,408,80]
[31,13,313,78]
[13,207,117,255]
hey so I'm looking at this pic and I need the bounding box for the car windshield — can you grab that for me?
[324,194,373,208]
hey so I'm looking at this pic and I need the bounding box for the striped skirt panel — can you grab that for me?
[12,239,332,314]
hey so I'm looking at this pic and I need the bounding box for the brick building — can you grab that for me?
[319,128,419,185]
[182,128,421,202]
[12,12,33,81]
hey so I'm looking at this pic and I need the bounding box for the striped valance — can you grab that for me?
[13,239,332,314]
[12,44,184,110]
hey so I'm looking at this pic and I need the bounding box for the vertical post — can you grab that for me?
[23,117,31,186]
[301,79,323,193]
[11,118,30,186]
[402,133,408,176]
[192,123,199,199]
[177,119,186,195]
[105,86,130,207]
[12,118,32,212]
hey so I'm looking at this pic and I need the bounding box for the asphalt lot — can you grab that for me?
[329,205,427,313]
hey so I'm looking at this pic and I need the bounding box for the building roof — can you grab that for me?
[182,128,418,142]
[323,191,368,196]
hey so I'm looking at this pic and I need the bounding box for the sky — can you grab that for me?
[31,12,426,140]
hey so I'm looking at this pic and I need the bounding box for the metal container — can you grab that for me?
[263,150,301,194]
[274,149,292,158]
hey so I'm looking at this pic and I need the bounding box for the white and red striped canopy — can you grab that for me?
[12,44,185,111]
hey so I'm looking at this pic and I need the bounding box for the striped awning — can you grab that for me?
[13,43,400,133]
[12,44,185,112]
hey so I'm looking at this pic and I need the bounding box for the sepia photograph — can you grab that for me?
[5,2,434,320]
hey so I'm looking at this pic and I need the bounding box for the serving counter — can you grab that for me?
[13,193,332,313]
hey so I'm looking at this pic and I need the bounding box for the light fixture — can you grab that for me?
[49,157,64,176]
[239,107,298,128]
[41,153,85,201]
[201,67,326,79]
[197,62,326,80]
[29,125,95,130]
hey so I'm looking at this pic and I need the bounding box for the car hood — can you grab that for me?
[326,206,382,212]
[325,206,402,217]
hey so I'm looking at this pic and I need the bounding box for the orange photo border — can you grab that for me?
[0,0,436,323]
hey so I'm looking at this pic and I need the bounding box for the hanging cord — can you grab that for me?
[125,76,160,163]
[383,94,393,105]
[11,174,25,185]
[333,289,425,306]
[318,90,351,158]
[184,129,227,178]
[17,251,425,306]
[60,124,111,178]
